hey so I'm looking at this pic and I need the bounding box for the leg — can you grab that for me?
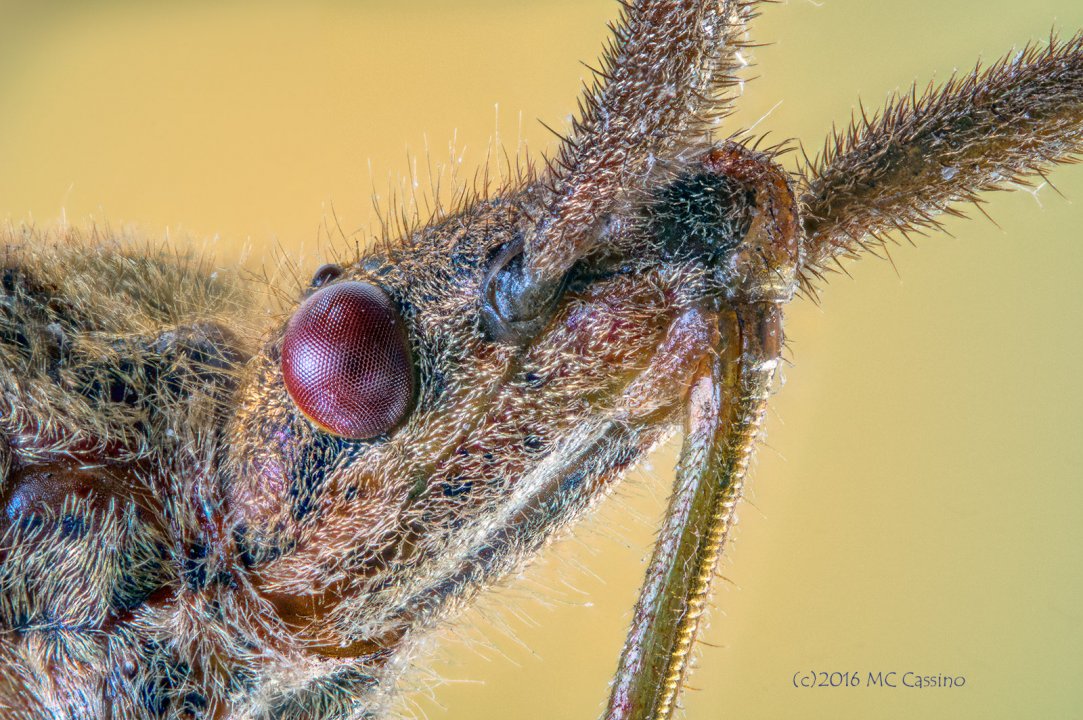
[607,303,782,720]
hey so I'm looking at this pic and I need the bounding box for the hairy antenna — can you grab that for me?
[484,0,760,341]
[534,0,759,277]
[800,32,1083,283]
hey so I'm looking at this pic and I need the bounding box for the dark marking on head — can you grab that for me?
[183,543,208,592]
[59,514,86,540]
[441,478,473,497]
[649,171,757,265]
[310,264,344,288]
[181,691,208,716]
[523,371,545,388]
[523,435,545,453]
[233,523,289,568]
[288,434,347,523]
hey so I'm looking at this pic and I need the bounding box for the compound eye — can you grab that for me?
[281,281,414,439]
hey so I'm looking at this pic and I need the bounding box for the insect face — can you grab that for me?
[224,141,798,665]
[0,2,1081,719]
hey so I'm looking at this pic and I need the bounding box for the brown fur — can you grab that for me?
[0,2,1080,719]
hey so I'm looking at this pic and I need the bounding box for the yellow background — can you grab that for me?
[2,1,1082,718]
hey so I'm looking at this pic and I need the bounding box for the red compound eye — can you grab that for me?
[281,281,414,439]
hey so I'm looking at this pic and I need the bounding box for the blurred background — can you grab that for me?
[2,1,1082,718]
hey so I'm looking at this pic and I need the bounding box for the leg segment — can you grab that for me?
[607,303,782,720]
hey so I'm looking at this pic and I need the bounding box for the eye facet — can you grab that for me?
[281,281,414,439]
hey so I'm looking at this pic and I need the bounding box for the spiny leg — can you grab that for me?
[800,32,1083,285]
[607,303,783,720]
